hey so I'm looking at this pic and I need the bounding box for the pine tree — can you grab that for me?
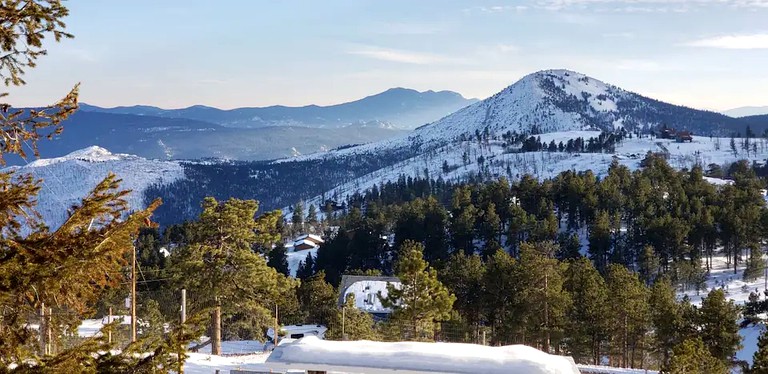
[751,328,768,373]
[517,242,571,352]
[478,202,501,245]
[0,2,207,370]
[649,277,689,367]
[638,245,660,285]
[605,264,650,368]
[666,337,727,374]
[267,242,290,276]
[292,201,304,232]
[483,248,522,345]
[449,186,477,255]
[744,248,766,282]
[297,252,316,280]
[380,240,456,341]
[556,232,581,260]
[439,253,486,338]
[306,204,319,227]
[589,211,613,273]
[170,197,298,339]
[297,271,338,326]
[332,294,377,341]
[564,257,610,364]
[699,289,742,365]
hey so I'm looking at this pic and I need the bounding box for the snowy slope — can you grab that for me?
[2,146,184,231]
[300,133,768,213]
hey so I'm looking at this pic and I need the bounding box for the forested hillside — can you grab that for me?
[131,154,768,372]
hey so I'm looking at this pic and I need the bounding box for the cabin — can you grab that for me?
[295,234,324,246]
[659,127,677,139]
[338,275,401,320]
[676,131,693,142]
[292,234,324,250]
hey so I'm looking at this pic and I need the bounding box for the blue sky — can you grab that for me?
[11,0,768,110]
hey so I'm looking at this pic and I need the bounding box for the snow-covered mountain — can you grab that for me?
[307,70,741,157]
[79,87,477,130]
[724,106,768,118]
[2,146,184,231]
[17,70,768,228]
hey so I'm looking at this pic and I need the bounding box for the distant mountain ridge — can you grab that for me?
[2,110,408,165]
[80,88,478,130]
[724,106,768,118]
[17,69,768,227]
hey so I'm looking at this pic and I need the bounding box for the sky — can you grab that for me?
[9,0,768,111]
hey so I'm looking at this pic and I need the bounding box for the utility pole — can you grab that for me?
[47,307,52,355]
[178,289,187,374]
[212,298,221,355]
[180,289,186,324]
[274,304,279,347]
[131,245,137,343]
[39,302,46,355]
[544,272,549,353]
[108,307,113,344]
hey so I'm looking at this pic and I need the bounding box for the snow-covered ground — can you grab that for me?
[266,336,581,374]
[2,146,184,231]
[677,255,768,368]
[286,246,318,277]
[185,351,272,374]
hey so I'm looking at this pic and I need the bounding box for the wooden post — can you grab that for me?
[178,289,186,374]
[341,306,345,341]
[39,302,46,355]
[131,245,137,342]
[211,300,221,355]
[47,307,53,355]
[108,307,113,344]
[274,304,279,346]
[180,289,187,324]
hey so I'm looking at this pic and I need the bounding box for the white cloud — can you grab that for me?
[535,0,768,12]
[685,33,768,49]
[347,46,463,65]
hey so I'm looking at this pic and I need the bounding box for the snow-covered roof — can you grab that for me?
[294,234,324,244]
[339,277,401,314]
[265,336,580,374]
[266,324,327,340]
[293,239,320,248]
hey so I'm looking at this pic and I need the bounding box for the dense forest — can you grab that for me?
[126,154,768,372]
[143,147,418,226]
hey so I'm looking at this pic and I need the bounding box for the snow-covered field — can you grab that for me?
[2,146,184,231]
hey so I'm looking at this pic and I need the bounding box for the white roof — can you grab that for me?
[295,234,324,243]
[265,336,580,374]
[293,239,320,248]
[343,280,400,314]
[266,325,327,340]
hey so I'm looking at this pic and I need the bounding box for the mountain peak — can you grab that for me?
[25,146,126,168]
